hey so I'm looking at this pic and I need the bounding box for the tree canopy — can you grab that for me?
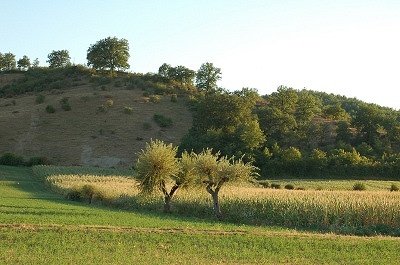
[0,52,16,71]
[87,37,130,74]
[17,55,30,71]
[47,50,71,68]
[195,62,222,93]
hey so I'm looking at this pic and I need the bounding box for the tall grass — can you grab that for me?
[33,165,400,236]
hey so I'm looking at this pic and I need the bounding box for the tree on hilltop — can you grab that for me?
[17,55,31,71]
[0,52,16,71]
[195,62,222,93]
[87,37,130,75]
[47,50,71,68]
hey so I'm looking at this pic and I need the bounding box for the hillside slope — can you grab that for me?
[0,76,192,167]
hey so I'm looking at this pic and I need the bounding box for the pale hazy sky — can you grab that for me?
[1,0,399,109]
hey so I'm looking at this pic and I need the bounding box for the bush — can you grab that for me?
[170,94,178,102]
[153,114,173,128]
[97,105,107,113]
[142,91,150,97]
[65,185,106,204]
[105,99,114,107]
[26,157,50,166]
[390,184,399,192]
[259,180,270,188]
[284,184,295,190]
[35,94,45,104]
[59,97,71,111]
[80,96,90,102]
[0,153,25,166]
[45,105,56,113]
[353,182,366,191]
[123,106,133,114]
[66,189,82,201]
[114,80,123,87]
[143,122,152,130]
[271,183,281,189]
[149,95,161,103]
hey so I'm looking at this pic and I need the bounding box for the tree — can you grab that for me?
[47,50,71,68]
[87,37,130,75]
[158,63,172,78]
[0,52,16,71]
[193,149,257,219]
[181,89,265,159]
[195,62,222,93]
[17,55,30,71]
[169,65,195,86]
[32,58,40,68]
[135,140,195,212]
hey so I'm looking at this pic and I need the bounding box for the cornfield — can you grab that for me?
[33,165,400,236]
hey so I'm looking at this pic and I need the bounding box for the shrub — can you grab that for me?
[97,105,107,113]
[149,95,161,103]
[258,180,270,188]
[45,105,56,113]
[35,94,45,104]
[114,80,123,87]
[123,106,133,114]
[143,122,152,130]
[81,184,96,204]
[26,157,50,166]
[66,189,82,201]
[59,97,71,111]
[65,185,105,204]
[153,114,173,128]
[170,94,178,102]
[284,184,295,190]
[80,96,90,102]
[0,153,25,166]
[390,184,399,192]
[142,91,150,97]
[353,182,366,191]
[105,99,114,107]
[271,183,281,189]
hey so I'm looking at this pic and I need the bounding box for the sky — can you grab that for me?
[1,0,399,109]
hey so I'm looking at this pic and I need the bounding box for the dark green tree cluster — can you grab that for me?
[182,84,400,179]
[158,63,196,86]
[157,62,222,92]
[180,88,265,160]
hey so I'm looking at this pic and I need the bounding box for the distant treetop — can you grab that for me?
[87,37,130,75]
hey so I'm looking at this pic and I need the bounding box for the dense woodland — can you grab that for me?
[1,37,400,179]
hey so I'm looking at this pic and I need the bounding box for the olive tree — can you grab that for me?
[135,140,195,212]
[193,149,258,219]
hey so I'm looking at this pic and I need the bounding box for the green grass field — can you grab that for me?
[1,165,400,264]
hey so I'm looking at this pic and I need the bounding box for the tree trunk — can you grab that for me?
[164,196,172,213]
[211,191,223,220]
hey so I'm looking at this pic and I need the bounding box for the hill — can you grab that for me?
[0,71,192,167]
